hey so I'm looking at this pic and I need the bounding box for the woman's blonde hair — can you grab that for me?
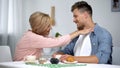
[29,11,51,35]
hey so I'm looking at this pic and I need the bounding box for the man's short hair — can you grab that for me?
[71,1,92,17]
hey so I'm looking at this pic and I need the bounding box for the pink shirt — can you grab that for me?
[14,31,71,61]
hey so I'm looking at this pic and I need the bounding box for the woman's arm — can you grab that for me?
[24,28,92,48]
[70,28,92,40]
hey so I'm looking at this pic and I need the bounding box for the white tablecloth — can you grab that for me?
[0,61,120,68]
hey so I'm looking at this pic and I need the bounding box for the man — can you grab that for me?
[53,1,112,64]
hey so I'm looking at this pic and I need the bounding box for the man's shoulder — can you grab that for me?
[94,24,112,38]
[95,24,111,34]
[67,36,79,46]
[72,36,79,42]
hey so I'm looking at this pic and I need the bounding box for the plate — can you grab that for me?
[63,60,78,64]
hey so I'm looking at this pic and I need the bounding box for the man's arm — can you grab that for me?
[60,54,99,63]
[74,55,99,63]
[95,31,112,64]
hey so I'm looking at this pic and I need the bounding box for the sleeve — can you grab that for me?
[95,32,112,64]
[26,32,71,48]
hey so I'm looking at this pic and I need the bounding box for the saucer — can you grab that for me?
[63,60,78,64]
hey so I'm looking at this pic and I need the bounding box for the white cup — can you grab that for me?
[25,55,36,61]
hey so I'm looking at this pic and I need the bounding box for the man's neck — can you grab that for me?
[84,19,95,29]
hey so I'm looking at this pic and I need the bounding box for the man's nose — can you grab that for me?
[73,20,77,24]
[73,18,76,23]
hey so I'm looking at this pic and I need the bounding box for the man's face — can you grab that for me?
[73,9,85,30]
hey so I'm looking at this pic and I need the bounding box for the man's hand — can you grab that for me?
[52,53,57,58]
[52,52,64,58]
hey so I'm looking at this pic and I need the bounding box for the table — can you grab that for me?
[0,61,120,68]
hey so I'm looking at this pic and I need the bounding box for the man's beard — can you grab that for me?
[77,25,84,30]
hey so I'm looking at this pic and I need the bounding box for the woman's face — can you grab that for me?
[43,24,52,36]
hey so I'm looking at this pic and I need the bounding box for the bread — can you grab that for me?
[66,56,74,62]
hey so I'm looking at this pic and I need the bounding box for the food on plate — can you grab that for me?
[66,56,75,62]
[50,58,59,64]
[63,56,78,64]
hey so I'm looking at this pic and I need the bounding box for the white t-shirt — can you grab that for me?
[74,33,92,56]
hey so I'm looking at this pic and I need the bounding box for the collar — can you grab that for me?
[91,23,100,35]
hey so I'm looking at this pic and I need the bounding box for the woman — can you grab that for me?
[14,11,91,61]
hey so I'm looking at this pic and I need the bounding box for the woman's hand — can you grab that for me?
[78,28,93,35]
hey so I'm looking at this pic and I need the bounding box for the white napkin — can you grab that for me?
[74,33,91,56]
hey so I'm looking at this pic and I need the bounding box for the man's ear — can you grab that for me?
[84,11,89,19]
